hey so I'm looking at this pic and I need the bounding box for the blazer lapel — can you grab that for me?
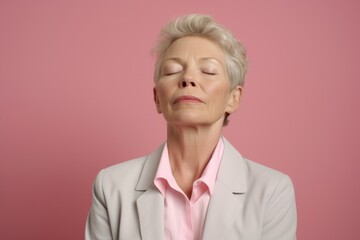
[135,144,165,240]
[136,186,164,240]
[202,138,248,240]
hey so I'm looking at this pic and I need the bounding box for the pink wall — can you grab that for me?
[1,1,359,239]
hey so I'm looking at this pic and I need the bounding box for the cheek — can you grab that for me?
[206,86,232,115]
[208,82,230,102]
[157,84,173,104]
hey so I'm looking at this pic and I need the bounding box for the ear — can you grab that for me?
[226,85,242,114]
[153,87,162,114]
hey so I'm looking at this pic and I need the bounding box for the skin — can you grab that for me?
[153,36,242,198]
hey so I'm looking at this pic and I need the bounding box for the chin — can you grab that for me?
[170,118,220,127]
[164,113,223,127]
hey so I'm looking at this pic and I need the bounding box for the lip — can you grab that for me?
[174,95,203,104]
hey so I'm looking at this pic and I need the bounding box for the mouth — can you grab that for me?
[173,95,203,104]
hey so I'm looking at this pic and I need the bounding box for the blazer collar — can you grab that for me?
[202,137,248,240]
[135,138,248,240]
[135,138,247,193]
[135,143,164,191]
[216,137,248,193]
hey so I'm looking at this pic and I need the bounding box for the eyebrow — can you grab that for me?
[162,57,223,66]
[161,58,183,64]
[199,57,223,66]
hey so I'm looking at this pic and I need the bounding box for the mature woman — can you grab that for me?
[85,14,297,240]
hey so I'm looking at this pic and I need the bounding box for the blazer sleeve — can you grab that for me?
[261,174,297,240]
[85,170,113,240]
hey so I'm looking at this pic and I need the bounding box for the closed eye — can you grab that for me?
[202,71,217,75]
[163,71,181,76]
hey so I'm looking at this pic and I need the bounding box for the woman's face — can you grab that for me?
[154,36,241,127]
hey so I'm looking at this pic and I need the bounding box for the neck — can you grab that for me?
[166,123,223,197]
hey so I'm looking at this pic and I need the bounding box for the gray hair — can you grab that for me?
[152,14,248,88]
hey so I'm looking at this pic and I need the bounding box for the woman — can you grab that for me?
[85,14,297,240]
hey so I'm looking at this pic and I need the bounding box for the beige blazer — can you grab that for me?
[85,138,297,240]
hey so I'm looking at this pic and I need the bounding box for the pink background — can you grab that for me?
[1,0,359,239]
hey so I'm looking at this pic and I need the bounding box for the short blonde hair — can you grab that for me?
[153,14,248,88]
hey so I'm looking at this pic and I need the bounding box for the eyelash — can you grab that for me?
[162,70,217,76]
[163,72,179,76]
[202,71,216,75]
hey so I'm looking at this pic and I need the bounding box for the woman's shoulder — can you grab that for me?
[99,156,147,182]
[222,137,293,186]
[94,143,164,189]
[244,157,286,179]
[89,157,148,197]
[242,157,295,197]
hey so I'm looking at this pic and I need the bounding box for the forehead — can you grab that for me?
[163,36,225,63]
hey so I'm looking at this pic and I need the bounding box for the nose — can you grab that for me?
[180,80,196,88]
[180,70,197,88]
